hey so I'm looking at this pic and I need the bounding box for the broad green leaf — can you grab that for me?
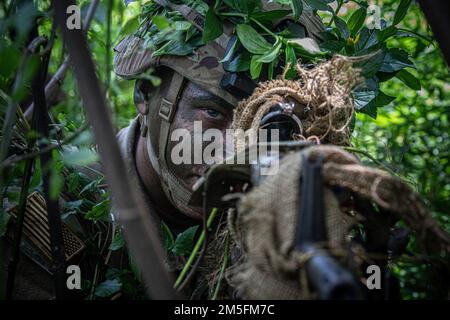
[396,69,421,90]
[220,37,238,63]
[119,15,139,37]
[257,38,282,63]
[334,16,349,40]
[396,29,433,45]
[251,10,291,22]
[320,40,345,52]
[171,225,199,256]
[360,91,396,118]
[85,199,111,221]
[377,25,397,42]
[94,279,122,297]
[153,39,195,56]
[379,49,414,73]
[224,0,257,14]
[224,51,251,72]
[354,50,385,78]
[348,7,367,37]
[174,21,191,31]
[236,24,272,55]
[284,45,297,79]
[353,90,376,110]
[250,55,263,79]
[393,0,412,26]
[202,8,223,43]
[67,172,80,193]
[291,0,303,21]
[287,37,322,55]
[152,15,170,30]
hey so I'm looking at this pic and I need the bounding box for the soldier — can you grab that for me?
[113,0,324,235]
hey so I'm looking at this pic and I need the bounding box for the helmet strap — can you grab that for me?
[145,71,196,213]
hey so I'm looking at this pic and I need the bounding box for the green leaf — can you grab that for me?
[396,69,421,90]
[290,0,303,21]
[354,50,385,78]
[174,21,192,31]
[257,38,282,63]
[224,0,257,14]
[334,16,349,40]
[202,8,223,43]
[171,225,199,256]
[304,0,332,11]
[85,199,111,221]
[153,39,195,56]
[347,7,367,37]
[161,221,175,251]
[379,49,414,73]
[377,25,398,42]
[360,91,396,118]
[393,0,412,26]
[152,15,170,30]
[353,90,376,110]
[94,279,122,298]
[250,55,263,79]
[224,51,251,72]
[287,37,323,55]
[236,24,272,55]
[251,10,291,22]
[396,29,433,45]
[119,15,139,37]
[67,172,80,193]
[284,45,297,79]
[109,231,125,251]
[220,38,238,63]
[0,210,11,237]
[320,40,345,52]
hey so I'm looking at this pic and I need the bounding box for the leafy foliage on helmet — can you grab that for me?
[123,0,425,117]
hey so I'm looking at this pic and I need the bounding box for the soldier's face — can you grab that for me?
[166,81,234,200]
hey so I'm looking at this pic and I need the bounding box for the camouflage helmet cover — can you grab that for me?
[113,0,325,105]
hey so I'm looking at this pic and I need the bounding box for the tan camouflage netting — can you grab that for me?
[232,55,362,150]
[224,145,450,299]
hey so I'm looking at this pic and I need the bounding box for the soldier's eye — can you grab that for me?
[204,108,223,119]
